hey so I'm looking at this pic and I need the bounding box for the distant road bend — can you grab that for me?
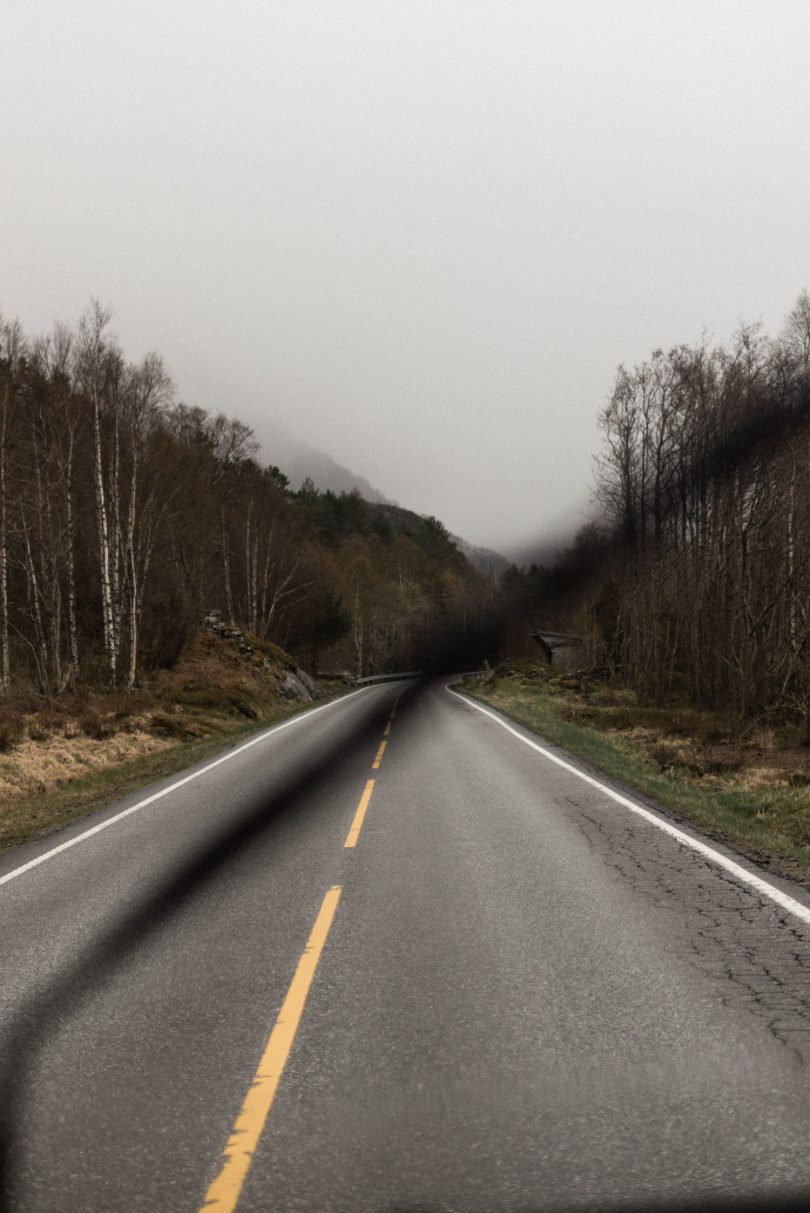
[2,679,810,1210]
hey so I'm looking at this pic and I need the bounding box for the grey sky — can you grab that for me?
[4,1,810,554]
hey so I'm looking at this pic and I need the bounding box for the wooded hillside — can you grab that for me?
[505,292,810,730]
[0,303,494,696]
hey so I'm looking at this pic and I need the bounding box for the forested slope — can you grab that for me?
[503,291,810,731]
[0,303,494,698]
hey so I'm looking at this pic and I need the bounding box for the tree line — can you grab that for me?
[508,291,810,729]
[0,303,493,696]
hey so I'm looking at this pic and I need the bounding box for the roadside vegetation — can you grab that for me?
[0,629,349,854]
[0,303,497,854]
[480,292,810,878]
[498,291,810,728]
[0,303,495,701]
[465,661,810,884]
[5,290,810,869]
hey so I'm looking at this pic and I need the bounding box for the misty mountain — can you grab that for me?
[254,418,391,504]
[500,539,560,571]
[450,536,511,580]
[256,419,512,576]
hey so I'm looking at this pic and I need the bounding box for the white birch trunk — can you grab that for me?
[0,381,9,693]
[125,433,139,689]
[64,426,80,684]
[21,515,49,693]
[222,509,235,624]
[93,386,117,681]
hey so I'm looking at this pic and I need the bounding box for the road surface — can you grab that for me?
[2,679,810,1211]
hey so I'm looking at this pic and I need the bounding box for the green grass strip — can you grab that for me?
[465,676,810,885]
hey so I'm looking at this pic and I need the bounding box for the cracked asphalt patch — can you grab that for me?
[561,792,810,1064]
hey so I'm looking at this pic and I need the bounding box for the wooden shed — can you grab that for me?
[531,629,586,670]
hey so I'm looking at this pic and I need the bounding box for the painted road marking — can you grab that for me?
[450,687,810,930]
[0,688,376,890]
[383,721,391,736]
[344,780,375,848]
[200,884,342,1213]
[372,740,387,769]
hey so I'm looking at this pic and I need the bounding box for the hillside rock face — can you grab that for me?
[276,668,322,701]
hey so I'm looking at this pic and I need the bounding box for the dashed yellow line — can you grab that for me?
[199,885,342,1213]
[199,690,407,1206]
[372,740,387,769]
[344,779,375,848]
[200,688,405,1206]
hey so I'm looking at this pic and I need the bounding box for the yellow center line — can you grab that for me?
[199,885,342,1213]
[383,721,391,736]
[372,740,387,770]
[344,779,375,848]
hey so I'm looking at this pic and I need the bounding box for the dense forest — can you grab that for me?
[7,292,810,727]
[506,292,810,730]
[0,303,495,697]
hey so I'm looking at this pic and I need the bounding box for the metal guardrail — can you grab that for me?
[355,671,421,684]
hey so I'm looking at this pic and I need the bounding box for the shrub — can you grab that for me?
[111,691,149,721]
[149,713,196,739]
[80,712,112,740]
[173,686,259,717]
[0,712,24,752]
[243,634,293,665]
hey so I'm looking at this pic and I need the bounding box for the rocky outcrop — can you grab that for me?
[276,667,323,702]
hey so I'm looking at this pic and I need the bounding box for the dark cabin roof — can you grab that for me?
[530,630,584,651]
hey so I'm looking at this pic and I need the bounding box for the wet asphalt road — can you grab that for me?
[2,679,810,1212]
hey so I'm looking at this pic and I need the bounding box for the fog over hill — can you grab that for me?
[500,536,574,572]
[256,414,579,578]
[254,417,390,504]
[255,417,515,576]
[449,537,511,580]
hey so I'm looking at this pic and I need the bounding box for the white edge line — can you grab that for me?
[0,687,374,890]
[448,685,810,930]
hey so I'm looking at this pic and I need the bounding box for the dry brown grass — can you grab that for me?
[0,630,326,850]
[0,728,170,802]
[468,665,810,880]
[493,659,810,796]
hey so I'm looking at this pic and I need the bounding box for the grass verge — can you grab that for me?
[463,668,810,887]
[0,695,343,858]
[0,628,359,857]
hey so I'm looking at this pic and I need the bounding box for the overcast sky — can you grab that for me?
[3,1,810,554]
